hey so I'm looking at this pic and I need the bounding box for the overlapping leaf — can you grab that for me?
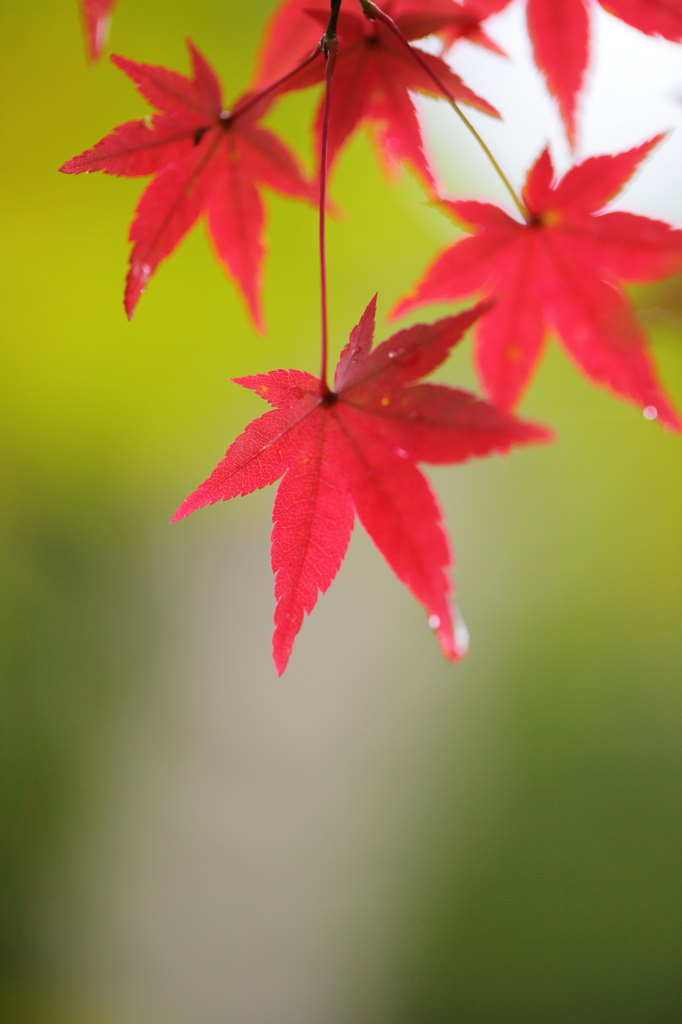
[173,298,551,673]
[255,0,499,188]
[61,41,315,324]
[393,137,682,429]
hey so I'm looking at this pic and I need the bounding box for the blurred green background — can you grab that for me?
[1,2,681,1022]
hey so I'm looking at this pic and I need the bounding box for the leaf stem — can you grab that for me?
[232,46,323,122]
[326,0,343,39]
[359,0,529,222]
[318,6,341,396]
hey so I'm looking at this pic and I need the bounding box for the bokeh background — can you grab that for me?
[2,2,681,1021]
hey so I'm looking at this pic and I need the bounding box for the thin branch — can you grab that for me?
[232,46,323,122]
[318,32,339,395]
[360,0,529,221]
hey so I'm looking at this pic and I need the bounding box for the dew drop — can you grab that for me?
[643,405,658,421]
[428,614,440,629]
[454,607,470,656]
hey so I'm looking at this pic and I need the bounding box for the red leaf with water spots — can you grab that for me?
[255,0,499,189]
[60,41,315,325]
[172,298,550,673]
[79,0,117,60]
[474,0,682,146]
[393,137,682,429]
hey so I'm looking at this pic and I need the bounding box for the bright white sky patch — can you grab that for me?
[419,3,682,220]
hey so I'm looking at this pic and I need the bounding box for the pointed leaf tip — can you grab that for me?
[523,145,555,213]
[334,293,378,391]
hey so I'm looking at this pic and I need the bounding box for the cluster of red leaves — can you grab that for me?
[63,1,502,322]
[65,0,682,671]
[77,0,682,153]
[256,0,499,189]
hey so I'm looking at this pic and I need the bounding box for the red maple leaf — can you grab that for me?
[392,137,682,430]
[255,0,499,189]
[172,298,551,674]
[60,41,314,325]
[469,0,682,146]
[79,0,117,61]
[435,0,509,55]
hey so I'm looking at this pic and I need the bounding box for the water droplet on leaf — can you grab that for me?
[454,607,470,657]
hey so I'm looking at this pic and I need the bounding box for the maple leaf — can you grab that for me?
[392,137,682,430]
[60,41,314,325]
[435,0,509,55]
[255,0,499,189]
[172,298,551,674]
[470,0,682,146]
[78,0,117,61]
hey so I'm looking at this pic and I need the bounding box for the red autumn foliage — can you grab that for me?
[393,137,682,430]
[60,41,315,325]
[172,298,551,673]
[255,0,499,188]
[62,0,682,670]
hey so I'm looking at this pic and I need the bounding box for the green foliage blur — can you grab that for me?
[1,2,680,1021]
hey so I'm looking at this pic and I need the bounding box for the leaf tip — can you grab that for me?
[525,419,555,445]
[170,495,194,523]
[433,605,469,662]
[125,260,151,319]
[644,400,682,433]
[244,292,266,333]
[273,642,291,676]
[449,298,496,338]
[387,293,414,322]
[644,130,668,152]
[469,297,496,322]
[171,487,207,523]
